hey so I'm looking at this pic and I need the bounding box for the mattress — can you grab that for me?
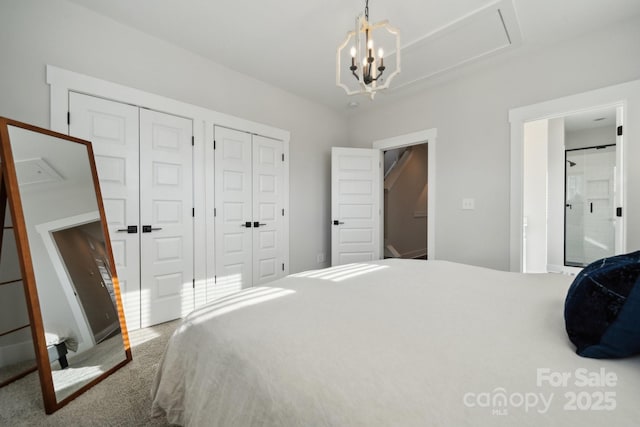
[151,259,640,426]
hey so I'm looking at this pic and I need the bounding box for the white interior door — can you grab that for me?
[214,126,253,295]
[252,135,285,285]
[68,92,141,331]
[139,109,194,327]
[331,147,382,266]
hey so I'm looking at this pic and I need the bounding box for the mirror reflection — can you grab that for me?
[5,124,128,403]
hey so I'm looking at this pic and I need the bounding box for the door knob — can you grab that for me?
[333,220,344,225]
[117,225,138,233]
[142,225,163,233]
[241,221,252,228]
[253,222,267,228]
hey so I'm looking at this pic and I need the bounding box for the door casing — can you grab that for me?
[510,86,631,273]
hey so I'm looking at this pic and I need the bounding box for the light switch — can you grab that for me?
[462,198,475,210]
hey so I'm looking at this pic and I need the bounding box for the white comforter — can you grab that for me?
[151,259,640,426]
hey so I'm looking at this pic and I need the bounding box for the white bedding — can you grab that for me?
[151,259,640,426]
[45,326,78,352]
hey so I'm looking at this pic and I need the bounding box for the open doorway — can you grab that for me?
[383,144,428,259]
[52,221,120,345]
[372,128,437,261]
[510,80,640,273]
[521,105,623,273]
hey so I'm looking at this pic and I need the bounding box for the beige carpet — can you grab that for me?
[0,320,179,426]
[52,332,128,402]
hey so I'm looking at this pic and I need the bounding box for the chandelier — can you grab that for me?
[336,0,401,99]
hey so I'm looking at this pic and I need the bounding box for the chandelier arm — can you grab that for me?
[337,0,400,97]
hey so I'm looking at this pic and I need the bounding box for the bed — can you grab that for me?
[151,259,640,426]
[45,328,78,369]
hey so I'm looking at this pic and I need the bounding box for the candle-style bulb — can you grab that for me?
[367,39,374,49]
[378,48,384,58]
[350,46,356,58]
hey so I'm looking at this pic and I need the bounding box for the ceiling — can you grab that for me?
[67,0,640,111]
[9,125,94,193]
[564,106,617,133]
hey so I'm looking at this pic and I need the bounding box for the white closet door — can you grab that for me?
[252,136,285,285]
[214,126,253,295]
[331,147,382,266]
[139,109,194,327]
[68,92,141,331]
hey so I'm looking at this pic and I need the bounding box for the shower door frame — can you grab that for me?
[563,143,617,267]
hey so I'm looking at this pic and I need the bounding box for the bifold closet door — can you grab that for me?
[214,126,253,292]
[214,127,285,292]
[139,109,194,327]
[69,92,141,330]
[70,93,195,329]
[252,135,284,285]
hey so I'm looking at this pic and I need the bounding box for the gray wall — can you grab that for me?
[547,118,566,270]
[347,16,640,270]
[0,0,348,273]
[1,1,638,274]
[566,125,616,150]
[522,119,547,273]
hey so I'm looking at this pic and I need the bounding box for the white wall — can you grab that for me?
[546,118,565,271]
[566,125,616,150]
[347,16,640,270]
[1,1,638,274]
[522,120,547,272]
[0,0,348,273]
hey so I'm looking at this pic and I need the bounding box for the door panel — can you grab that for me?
[252,136,284,285]
[68,92,141,330]
[583,148,615,263]
[214,126,253,295]
[331,147,382,266]
[140,109,194,327]
[565,146,615,267]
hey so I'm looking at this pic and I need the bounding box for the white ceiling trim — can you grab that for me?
[392,0,521,91]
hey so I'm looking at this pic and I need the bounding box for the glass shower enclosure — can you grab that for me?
[564,145,616,267]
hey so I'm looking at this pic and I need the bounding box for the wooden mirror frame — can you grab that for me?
[0,117,131,414]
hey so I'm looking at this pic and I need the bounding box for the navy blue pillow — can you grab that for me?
[564,250,640,358]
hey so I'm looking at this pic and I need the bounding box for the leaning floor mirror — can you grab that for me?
[0,117,131,414]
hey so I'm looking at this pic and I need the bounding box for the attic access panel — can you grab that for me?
[14,158,63,186]
[389,0,521,90]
